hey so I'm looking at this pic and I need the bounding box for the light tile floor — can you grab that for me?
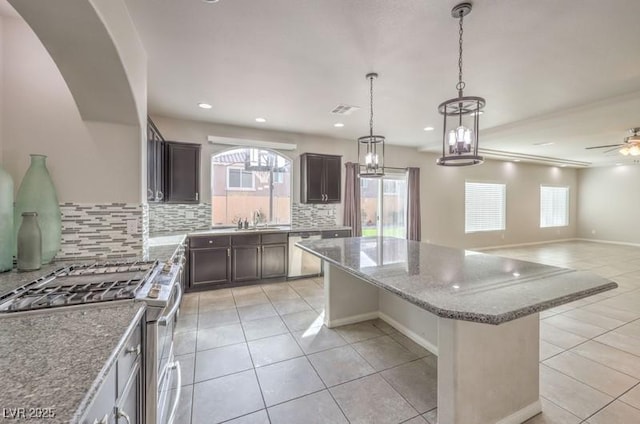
[173,241,640,424]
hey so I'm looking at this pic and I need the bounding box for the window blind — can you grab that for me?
[540,186,569,228]
[465,182,506,233]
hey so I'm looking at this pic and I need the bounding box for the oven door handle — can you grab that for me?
[158,284,182,327]
[166,361,182,424]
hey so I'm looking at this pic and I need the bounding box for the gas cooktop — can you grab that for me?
[0,260,160,313]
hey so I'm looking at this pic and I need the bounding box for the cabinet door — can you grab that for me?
[165,142,201,203]
[232,246,261,281]
[189,248,230,288]
[302,154,325,203]
[261,244,288,279]
[116,363,141,424]
[323,156,342,203]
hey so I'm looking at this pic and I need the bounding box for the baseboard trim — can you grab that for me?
[476,238,576,251]
[325,311,379,328]
[495,399,542,424]
[574,238,640,248]
[378,312,439,356]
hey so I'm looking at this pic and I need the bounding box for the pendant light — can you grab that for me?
[358,73,385,177]
[437,2,485,167]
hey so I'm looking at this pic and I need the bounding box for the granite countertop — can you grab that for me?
[0,302,146,423]
[297,237,618,325]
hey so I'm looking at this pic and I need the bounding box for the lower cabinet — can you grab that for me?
[261,244,288,279]
[189,247,231,288]
[188,233,288,290]
[232,246,261,282]
[82,317,143,424]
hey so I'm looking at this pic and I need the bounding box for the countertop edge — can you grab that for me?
[296,242,619,325]
[71,303,147,423]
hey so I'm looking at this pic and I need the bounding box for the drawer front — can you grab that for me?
[261,233,288,245]
[231,234,260,246]
[190,235,230,249]
[321,230,351,239]
[117,324,142,398]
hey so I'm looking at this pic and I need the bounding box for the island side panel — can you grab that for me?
[437,314,541,424]
[379,289,439,355]
[323,263,379,327]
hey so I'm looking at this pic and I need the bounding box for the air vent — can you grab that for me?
[330,104,360,115]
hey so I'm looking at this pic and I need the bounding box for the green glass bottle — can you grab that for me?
[14,155,61,264]
[0,164,13,272]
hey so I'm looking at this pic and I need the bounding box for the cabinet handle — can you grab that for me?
[227,248,231,257]
[116,408,131,424]
[156,190,164,201]
[147,188,154,200]
[125,344,140,356]
[208,240,213,244]
[195,192,199,201]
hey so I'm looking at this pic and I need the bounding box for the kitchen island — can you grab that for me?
[297,237,618,424]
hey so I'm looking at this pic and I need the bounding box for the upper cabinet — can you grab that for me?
[147,117,201,204]
[300,153,342,204]
[165,141,201,203]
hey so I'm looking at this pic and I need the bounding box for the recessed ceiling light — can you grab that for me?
[561,164,567,167]
[423,126,434,131]
[533,142,554,146]
[334,123,344,128]
[513,159,521,162]
[198,102,212,109]
[255,117,267,123]
[202,0,220,3]
[616,163,623,166]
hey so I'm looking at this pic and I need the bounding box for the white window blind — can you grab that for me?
[465,182,506,233]
[540,186,569,228]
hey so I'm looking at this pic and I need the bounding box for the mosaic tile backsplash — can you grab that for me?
[57,203,143,260]
[148,203,212,233]
[291,203,338,227]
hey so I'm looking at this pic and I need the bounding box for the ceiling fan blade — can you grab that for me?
[585,144,625,150]
[603,146,623,154]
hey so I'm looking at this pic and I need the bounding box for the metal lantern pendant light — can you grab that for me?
[358,72,385,177]
[437,2,485,167]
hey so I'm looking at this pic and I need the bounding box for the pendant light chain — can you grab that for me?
[457,12,465,95]
[369,75,374,137]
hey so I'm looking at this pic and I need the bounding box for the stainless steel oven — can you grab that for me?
[142,263,183,424]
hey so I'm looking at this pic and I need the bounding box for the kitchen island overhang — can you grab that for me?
[297,237,617,424]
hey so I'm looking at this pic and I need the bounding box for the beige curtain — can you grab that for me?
[343,162,362,236]
[407,167,421,241]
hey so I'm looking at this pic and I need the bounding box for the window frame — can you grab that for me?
[540,185,570,228]
[464,180,507,234]
[226,166,255,191]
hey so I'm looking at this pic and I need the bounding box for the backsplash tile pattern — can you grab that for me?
[291,203,337,227]
[148,203,212,233]
[57,203,143,260]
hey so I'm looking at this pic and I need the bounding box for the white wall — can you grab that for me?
[0,15,141,203]
[152,114,578,248]
[577,165,640,245]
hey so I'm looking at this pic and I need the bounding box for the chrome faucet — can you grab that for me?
[252,210,260,228]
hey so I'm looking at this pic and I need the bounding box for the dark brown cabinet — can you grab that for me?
[189,246,231,288]
[165,141,201,203]
[146,117,201,204]
[300,153,342,204]
[188,233,288,291]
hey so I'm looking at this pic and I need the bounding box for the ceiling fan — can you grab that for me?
[585,128,640,156]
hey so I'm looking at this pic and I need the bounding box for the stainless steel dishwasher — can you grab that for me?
[288,231,322,278]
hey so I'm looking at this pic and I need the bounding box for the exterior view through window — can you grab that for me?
[211,148,291,226]
[360,170,408,238]
[465,181,506,233]
[540,185,569,228]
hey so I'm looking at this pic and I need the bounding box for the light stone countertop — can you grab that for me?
[0,302,146,423]
[297,236,618,325]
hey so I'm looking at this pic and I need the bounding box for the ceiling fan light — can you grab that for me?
[620,147,630,155]
[629,145,640,156]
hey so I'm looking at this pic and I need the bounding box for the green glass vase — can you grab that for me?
[14,154,61,264]
[0,164,13,272]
